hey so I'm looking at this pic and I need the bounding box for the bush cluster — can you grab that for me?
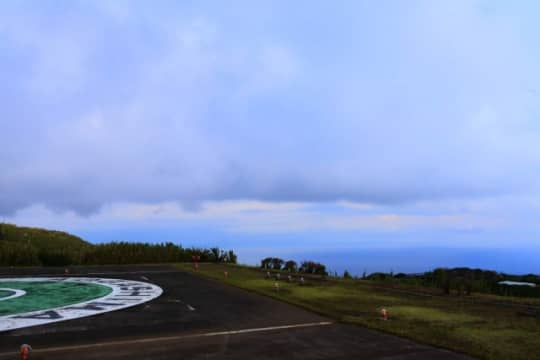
[260,257,327,275]
[363,266,540,298]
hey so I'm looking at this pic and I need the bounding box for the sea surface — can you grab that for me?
[79,227,540,277]
[239,247,540,277]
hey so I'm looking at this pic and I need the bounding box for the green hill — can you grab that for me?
[0,223,237,267]
[0,223,91,266]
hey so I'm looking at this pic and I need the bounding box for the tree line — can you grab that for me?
[260,257,328,275]
[257,260,540,298]
[364,267,540,298]
[0,223,237,266]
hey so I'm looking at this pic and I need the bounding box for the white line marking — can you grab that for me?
[167,298,195,311]
[0,288,26,302]
[0,322,333,356]
[141,276,149,281]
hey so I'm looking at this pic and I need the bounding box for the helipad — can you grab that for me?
[0,277,162,332]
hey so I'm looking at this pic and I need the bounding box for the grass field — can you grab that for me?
[177,263,540,360]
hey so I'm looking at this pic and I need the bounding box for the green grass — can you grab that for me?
[178,263,540,360]
[0,281,112,316]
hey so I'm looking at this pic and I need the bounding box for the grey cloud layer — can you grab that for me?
[1,1,539,215]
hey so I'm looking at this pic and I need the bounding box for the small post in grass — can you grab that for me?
[274,282,280,292]
[381,308,388,321]
[20,344,32,360]
[192,255,200,271]
[224,271,228,278]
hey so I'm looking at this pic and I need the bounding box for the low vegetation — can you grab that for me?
[261,256,540,298]
[381,268,540,298]
[0,223,236,266]
[178,262,540,360]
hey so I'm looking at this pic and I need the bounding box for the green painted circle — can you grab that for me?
[0,281,112,316]
[0,290,12,298]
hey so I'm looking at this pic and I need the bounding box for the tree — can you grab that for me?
[225,250,238,264]
[260,257,272,269]
[284,260,297,272]
[270,258,284,270]
[210,247,220,262]
[432,268,451,294]
[299,260,328,275]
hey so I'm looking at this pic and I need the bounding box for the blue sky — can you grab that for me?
[2,1,540,274]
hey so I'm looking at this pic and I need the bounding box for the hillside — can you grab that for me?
[0,223,90,251]
[0,223,237,267]
[0,223,91,266]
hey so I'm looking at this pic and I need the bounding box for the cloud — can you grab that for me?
[3,200,500,235]
[1,1,539,217]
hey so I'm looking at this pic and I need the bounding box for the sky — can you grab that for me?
[1,1,540,274]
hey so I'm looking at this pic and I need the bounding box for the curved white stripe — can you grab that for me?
[0,288,26,302]
[0,277,163,332]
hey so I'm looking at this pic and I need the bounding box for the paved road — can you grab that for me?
[0,265,473,359]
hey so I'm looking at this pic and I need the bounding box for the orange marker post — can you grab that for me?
[20,344,32,360]
[381,308,388,321]
[192,255,200,271]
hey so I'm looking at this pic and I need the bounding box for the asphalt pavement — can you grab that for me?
[0,265,473,359]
